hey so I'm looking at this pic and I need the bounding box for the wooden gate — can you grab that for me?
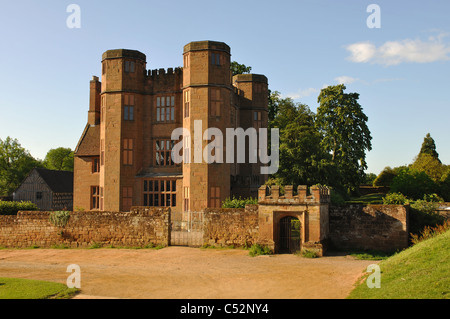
[170,211,204,247]
[279,216,301,253]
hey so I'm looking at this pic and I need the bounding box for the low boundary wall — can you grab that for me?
[329,204,409,252]
[0,207,170,248]
[1,203,410,253]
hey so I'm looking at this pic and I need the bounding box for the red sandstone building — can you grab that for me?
[74,41,269,212]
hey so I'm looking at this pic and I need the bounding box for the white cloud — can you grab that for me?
[346,42,376,63]
[345,34,450,66]
[334,76,359,85]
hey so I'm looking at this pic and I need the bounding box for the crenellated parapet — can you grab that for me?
[147,67,183,78]
[258,185,331,205]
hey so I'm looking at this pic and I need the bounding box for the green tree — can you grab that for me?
[268,90,280,124]
[0,137,42,196]
[411,153,444,183]
[390,167,439,200]
[315,84,372,194]
[230,61,252,76]
[419,133,440,162]
[43,147,74,171]
[373,166,398,187]
[268,95,337,189]
[439,167,450,201]
[363,173,377,186]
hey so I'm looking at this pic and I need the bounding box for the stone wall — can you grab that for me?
[329,204,409,252]
[202,205,259,247]
[437,203,450,219]
[0,207,170,248]
[1,202,412,254]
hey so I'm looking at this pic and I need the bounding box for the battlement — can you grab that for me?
[102,49,146,62]
[183,40,230,54]
[258,185,331,205]
[146,67,183,78]
[233,73,268,84]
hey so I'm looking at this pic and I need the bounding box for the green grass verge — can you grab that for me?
[0,277,79,299]
[350,250,393,261]
[346,193,384,204]
[348,229,450,299]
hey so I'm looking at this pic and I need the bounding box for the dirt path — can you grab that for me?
[0,247,376,299]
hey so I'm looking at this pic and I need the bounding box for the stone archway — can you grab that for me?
[279,216,301,253]
[257,184,331,256]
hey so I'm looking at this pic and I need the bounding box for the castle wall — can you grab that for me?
[1,202,410,253]
[0,208,170,248]
[329,204,409,252]
[202,205,259,247]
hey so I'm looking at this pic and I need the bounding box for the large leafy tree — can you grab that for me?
[268,90,280,124]
[315,84,372,194]
[411,153,444,183]
[43,147,74,171]
[268,95,337,188]
[0,137,42,196]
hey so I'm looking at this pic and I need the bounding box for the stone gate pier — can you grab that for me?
[257,185,331,256]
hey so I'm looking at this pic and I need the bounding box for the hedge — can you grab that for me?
[0,201,38,215]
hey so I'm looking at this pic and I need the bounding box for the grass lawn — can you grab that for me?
[347,193,385,204]
[0,277,78,299]
[348,229,450,299]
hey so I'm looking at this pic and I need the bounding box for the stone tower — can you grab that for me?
[100,49,147,211]
[182,41,233,211]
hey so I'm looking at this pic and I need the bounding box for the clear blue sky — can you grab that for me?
[0,0,449,175]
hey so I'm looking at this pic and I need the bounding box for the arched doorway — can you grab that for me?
[279,216,301,253]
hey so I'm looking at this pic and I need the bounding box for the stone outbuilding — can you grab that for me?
[257,185,331,255]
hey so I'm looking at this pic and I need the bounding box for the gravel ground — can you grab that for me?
[0,247,376,299]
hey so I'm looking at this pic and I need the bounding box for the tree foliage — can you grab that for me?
[373,167,398,187]
[0,137,42,196]
[267,94,337,189]
[43,147,74,172]
[389,167,439,200]
[411,153,444,183]
[363,173,377,186]
[315,84,372,194]
[439,168,450,201]
[230,61,252,76]
[268,90,280,124]
[419,133,440,162]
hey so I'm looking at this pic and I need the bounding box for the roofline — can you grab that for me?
[74,123,91,155]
